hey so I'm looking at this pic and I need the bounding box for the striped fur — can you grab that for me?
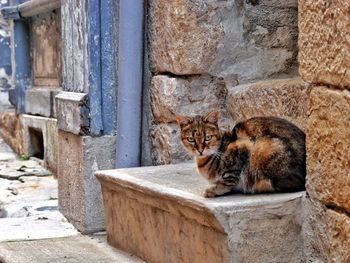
[176,112,306,197]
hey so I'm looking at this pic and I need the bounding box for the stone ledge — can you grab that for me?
[96,163,304,263]
[25,88,60,118]
[55,91,89,135]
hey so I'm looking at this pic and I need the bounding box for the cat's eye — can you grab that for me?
[187,137,195,143]
[205,135,213,141]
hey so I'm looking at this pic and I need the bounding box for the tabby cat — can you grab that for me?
[175,111,306,197]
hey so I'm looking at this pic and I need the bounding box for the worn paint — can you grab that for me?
[87,0,103,136]
[31,10,62,87]
[13,19,31,113]
[61,0,118,136]
[0,7,12,90]
[100,0,118,135]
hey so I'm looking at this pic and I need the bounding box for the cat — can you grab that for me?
[175,111,306,197]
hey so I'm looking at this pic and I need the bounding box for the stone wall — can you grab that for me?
[146,0,300,165]
[299,0,350,261]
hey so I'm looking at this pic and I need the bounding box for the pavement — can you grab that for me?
[0,136,144,263]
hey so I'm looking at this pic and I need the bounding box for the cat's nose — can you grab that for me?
[198,150,204,155]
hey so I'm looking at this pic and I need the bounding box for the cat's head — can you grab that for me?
[175,111,221,157]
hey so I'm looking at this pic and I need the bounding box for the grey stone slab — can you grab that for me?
[55,91,89,135]
[0,200,78,242]
[0,159,51,180]
[58,131,117,233]
[25,88,56,117]
[0,235,144,263]
[0,175,57,206]
[96,163,304,263]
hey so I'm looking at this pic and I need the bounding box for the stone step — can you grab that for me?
[227,78,311,131]
[0,234,145,263]
[96,163,304,263]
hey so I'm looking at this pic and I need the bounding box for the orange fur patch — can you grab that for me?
[227,139,253,151]
[250,138,284,170]
[254,179,274,193]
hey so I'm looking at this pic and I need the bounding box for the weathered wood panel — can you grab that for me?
[61,0,88,93]
[31,10,62,87]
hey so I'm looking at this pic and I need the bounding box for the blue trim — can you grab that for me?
[13,19,31,113]
[0,32,12,76]
[87,0,103,136]
[100,0,117,135]
[87,0,118,136]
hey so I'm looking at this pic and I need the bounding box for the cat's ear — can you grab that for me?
[175,114,192,126]
[203,111,220,124]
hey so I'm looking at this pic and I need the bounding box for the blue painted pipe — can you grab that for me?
[116,0,144,168]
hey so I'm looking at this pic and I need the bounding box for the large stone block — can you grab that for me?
[227,78,310,131]
[150,124,191,165]
[25,88,59,117]
[299,0,350,88]
[150,75,229,126]
[149,0,298,82]
[306,87,350,213]
[55,91,89,135]
[58,131,116,233]
[96,163,304,263]
[303,196,350,262]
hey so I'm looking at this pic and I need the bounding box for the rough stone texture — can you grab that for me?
[31,10,62,87]
[326,210,350,263]
[227,78,310,131]
[0,235,145,263]
[25,88,60,118]
[96,163,304,263]
[306,87,350,213]
[150,74,231,126]
[55,91,89,135]
[299,0,350,89]
[150,124,192,165]
[149,0,298,83]
[0,112,23,155]
[58,131,117,233]
[20,114,58,175]
[302,195,330,262]
[302,196,350,262]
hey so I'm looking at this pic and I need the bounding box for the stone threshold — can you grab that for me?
[96,163,305,263]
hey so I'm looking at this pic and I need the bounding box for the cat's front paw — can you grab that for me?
[203,187,217,198]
